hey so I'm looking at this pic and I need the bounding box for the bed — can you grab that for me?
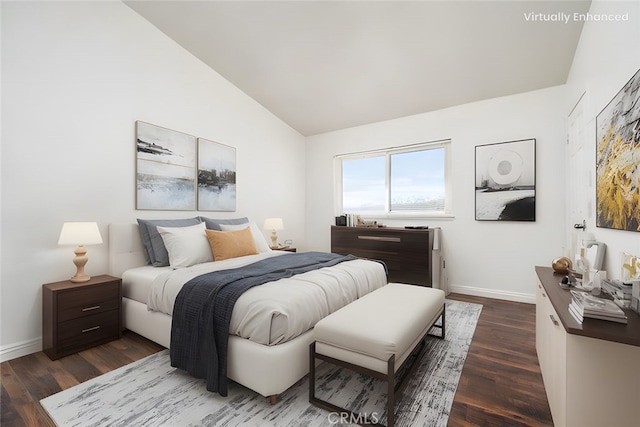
[108,221,387,402]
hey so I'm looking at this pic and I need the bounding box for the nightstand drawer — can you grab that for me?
[57,282,120,322]
[57,310,120,352]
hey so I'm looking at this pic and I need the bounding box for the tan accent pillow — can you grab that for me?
[205,227,258,261]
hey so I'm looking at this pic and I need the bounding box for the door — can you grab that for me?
[566,92,590,261]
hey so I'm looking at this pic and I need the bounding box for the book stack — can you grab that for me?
[601,279,633,308]
[569,290,628,324]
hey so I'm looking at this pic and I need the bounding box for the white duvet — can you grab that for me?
[146,251,387,345]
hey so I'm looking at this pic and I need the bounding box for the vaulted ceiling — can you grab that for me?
[125,1,591,136]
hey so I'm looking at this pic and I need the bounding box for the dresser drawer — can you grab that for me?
[57,282,120,322]
[57,310,120,353]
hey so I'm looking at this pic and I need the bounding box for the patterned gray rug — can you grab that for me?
[41,300,481,427]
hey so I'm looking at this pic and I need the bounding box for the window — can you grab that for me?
[335,140,452,217]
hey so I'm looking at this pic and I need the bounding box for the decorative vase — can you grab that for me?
[552,256,573,274]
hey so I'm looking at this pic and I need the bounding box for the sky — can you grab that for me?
[342,148,445,211]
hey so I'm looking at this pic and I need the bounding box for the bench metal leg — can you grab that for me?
[442,305,446,338]
[310,342,391,427]
[309,335,435,426]
[386,356,395,427]
[309,303,445,427]
[309,342,316,404]
[428,304,446,339]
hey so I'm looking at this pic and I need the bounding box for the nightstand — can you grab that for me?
[42,275,122,360]
[271,246,297,252]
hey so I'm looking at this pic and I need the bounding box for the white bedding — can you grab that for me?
[122,265,169,304]
[127,251,387,346]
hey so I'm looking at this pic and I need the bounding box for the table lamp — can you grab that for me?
[58,222,103,283]
[263,218,284,248]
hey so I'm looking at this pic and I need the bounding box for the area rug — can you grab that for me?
[41,300,481,427]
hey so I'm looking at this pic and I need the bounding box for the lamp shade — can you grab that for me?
[58,222,103,246]
[263,218,284,230]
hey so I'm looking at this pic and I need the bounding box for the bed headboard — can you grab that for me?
[109,223,148,277]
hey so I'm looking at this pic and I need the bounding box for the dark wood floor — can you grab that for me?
[447,294,552,427]
[1,294,553,426]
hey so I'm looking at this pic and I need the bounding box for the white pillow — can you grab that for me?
[157,222,213,268]
[220,221,272,253]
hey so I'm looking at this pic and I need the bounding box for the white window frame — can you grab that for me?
[334,139,453,219]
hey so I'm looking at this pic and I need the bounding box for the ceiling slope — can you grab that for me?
[125,1,591,136]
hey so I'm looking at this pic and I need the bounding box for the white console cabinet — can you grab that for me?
[535,266,640,427]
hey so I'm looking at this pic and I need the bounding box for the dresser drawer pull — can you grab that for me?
[82,305,101,312]
[358,236,401,242]
[82,326,101,333]
[549,314,559,326]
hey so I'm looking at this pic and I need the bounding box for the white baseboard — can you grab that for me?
[448,284,535,304]
[0,337,42,363]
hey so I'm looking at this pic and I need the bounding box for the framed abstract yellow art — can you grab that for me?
[596,68,640,232]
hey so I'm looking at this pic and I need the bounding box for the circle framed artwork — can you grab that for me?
[474,138,536,221]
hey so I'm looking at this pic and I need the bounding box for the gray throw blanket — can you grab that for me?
[170,251,357,396]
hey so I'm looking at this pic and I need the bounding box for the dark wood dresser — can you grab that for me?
[331,226,434,286]
[42,275,122,360]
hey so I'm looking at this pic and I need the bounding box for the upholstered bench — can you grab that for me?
[309,283,445,427]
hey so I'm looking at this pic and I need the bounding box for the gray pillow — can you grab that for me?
[137,218,202,266]
[198,216,249,231]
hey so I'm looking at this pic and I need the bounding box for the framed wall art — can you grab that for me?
[136,121,196,210]
[197,138,237,211]
[475,138,536,221]
[596,68,640,232]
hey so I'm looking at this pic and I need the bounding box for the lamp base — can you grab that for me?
[70,245,91,283]
[70,274,91,283]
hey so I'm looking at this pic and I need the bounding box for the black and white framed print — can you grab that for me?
[136,121,196,210]
[475,138,536,221]
[596,68,640,232]
[197,138,236,211]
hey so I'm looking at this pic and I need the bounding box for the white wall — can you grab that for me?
[305,0,640,303]
[306,86,568,302]
[0,1,306,361]
[564,0,640,276]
